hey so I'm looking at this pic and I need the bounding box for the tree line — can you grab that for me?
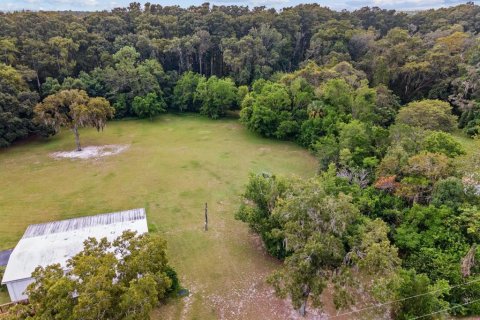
[1,2,480,147]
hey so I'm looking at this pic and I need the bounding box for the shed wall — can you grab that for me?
[6,278,32,302]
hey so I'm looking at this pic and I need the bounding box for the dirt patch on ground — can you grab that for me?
[180,284,196,320]
[51,145,129,160]
[199,232,328,320]
[258,147,271,153]
[205,271,328,320]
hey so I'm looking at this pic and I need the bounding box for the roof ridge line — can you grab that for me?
[21,208,146,239]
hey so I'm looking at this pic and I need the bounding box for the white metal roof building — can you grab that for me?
[1,208,148,302]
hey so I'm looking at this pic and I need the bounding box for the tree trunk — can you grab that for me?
[299,298,308,317]
[198,53,202,75]
[72,125,81,151]
[210,54,214,76]
[179,49,185,73]
[56,53,62,75]
[298,285,310,317]
[35,71,41,93]
[220,52,224,77]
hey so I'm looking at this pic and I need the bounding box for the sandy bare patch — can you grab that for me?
[51,144,129,160]
[180,284,196,320]
[196,232,328,320]
[206,271,328,320]
[258,147,271,154]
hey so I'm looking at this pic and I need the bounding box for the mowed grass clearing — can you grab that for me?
[453,132,480,173]
[0,114,317,318]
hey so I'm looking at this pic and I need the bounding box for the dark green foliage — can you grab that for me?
[395,205,459,253]
[164,266,181,296]
[314,135,339,170]
[242,105,279,138]
[431,177,465,208]
[240,80,301,139]
[423,131,465,158]
[298,118,325,148]
[394,203,480,309]
[313,120,387,171]
[338,120,372,167]
[78,69,108,98]
[373,85,401,127]
[195,76,237,119]
[132,92,166,120]
[355,186,405,223]
[173,72,204,112]
[41,77,87,97]
[222,24,287,84]
[395,270,450,320]
[289,78,315,110]
[239,161,480,317]
[319,79,353,114]
[464,118,480,137]
[459,104,480,137]
[0,3,477,112]
[40,77,61,97]
[0,63,51,147]
[1,3,478,146]
[112,93,128,118]
[276,119,299,140]
[235,173,291,258]
[87,47,171,118]
[307,20,353,65]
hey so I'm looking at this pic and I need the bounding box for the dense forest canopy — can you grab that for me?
[0,2,479,147]
[1,2,480,319]
[0,3,479,143]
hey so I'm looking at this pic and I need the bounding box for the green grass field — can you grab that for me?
[0,114,317,318]
[453,132,480,174]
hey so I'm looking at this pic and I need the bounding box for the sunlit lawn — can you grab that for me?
[453,131,480,177]
[0,291,8,304]
[0,114,317,318]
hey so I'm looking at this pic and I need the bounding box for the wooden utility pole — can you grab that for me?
[204,202,208,231]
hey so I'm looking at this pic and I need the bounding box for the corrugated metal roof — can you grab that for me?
[2,208,148,284]
[22,209,146,238]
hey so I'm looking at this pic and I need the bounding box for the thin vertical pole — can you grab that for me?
[204,202,208,231]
